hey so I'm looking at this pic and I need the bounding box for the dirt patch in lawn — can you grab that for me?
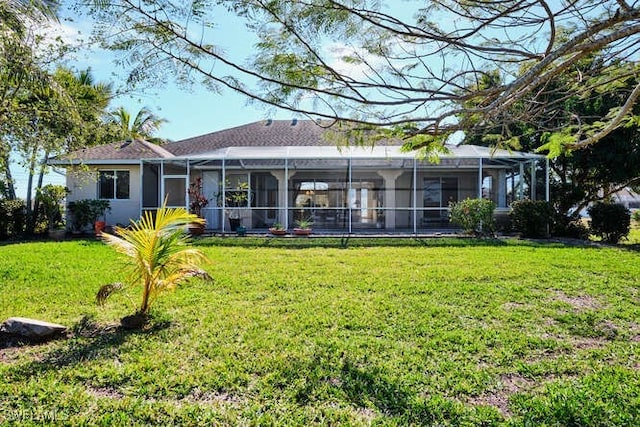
[184,388,245,406]
[501,302,530,311]
[0,346,24,364]
[468,374,536,417]
[86,385,125,399]
[469,372,579,418]
[571,336,608,350]
[551,291,603,311]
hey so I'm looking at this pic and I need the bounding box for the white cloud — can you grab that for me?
[324,42,386,80]
[40,20,86,47]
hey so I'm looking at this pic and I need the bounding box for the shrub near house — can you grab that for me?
[0,199,26,239]
[68,199,111,233]
[449,198,496,236]
[588,202,631,244]
[510,200,554,238]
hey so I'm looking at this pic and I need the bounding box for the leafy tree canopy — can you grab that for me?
[460,52,640,217]
[1,0,62,199]
[85,0,640,152]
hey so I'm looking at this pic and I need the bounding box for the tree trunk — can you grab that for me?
[140,278,151,315]
[1,152,17,200]
[24,148,38,235]
[30,151,50,233]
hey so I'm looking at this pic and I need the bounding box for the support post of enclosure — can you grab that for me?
[518,163,525,200]
[139,160,144,219]
[221,158,226,233]
[545,158,550,202]
[478,158,483,199]
[348,158,352,234]
[284,158,289,230]
[413,158,417,235]
[531,161,536,200]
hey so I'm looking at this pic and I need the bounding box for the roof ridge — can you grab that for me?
[136,139,175,158]
[170,119,324,142]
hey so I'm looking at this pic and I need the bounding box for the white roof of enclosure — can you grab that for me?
[169,144,544,161]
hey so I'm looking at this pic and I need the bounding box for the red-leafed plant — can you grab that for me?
[188,177,209,217]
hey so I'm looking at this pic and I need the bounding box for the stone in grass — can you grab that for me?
[0,317,68,341]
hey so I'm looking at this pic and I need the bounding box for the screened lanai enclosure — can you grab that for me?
[141,145,548,234]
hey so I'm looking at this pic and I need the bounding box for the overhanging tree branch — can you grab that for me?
[85,0,640,149]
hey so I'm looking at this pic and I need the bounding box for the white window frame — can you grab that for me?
[98,169,131,200]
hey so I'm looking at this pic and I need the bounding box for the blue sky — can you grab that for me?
[55,2,291,141]
[12,2,300,197]
[13,1,399,197]
[10,1,464,198]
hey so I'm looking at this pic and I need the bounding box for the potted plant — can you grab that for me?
[225,180,249,232]
[293,218,313,235]
[67,199,111,235]
[188,177,209,235]
[37,184,69,240]
[269,222,287,236]
[89,199,111,236]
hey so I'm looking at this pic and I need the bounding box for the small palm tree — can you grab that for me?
[97,204,208,320]
[109,106,168,143]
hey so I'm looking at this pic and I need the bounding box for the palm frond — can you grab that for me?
[182,268,213,282]
[96,282,124,305]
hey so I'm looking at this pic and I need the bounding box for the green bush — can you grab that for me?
[587,202,630,244]
[551,216,590,240]
[510,199,554,238]
[68,199,111,232]
[36,184,69,230]
[632,210,640,224]
[449,198,496,235]
[0,199,26,240]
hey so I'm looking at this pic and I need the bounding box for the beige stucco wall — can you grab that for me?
[66,165,141,226]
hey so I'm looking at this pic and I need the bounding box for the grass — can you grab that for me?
[624,227,640,245]
[1,236,640,425]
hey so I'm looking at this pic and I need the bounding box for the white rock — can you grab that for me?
[0,317,67,339]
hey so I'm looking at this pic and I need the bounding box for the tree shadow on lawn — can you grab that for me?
[292,356,414,416]
[284,350,482,424]
[3,316,171,379]
[621,242,640,252]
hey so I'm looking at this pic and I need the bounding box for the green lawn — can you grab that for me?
[1,237,639,425]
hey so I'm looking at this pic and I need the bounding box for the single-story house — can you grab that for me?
[51,119,548,234]
[612,187,640,211]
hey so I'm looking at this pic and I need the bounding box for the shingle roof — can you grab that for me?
[51,120,543,164]
[165,119,400,156]
[55,139,174,164]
